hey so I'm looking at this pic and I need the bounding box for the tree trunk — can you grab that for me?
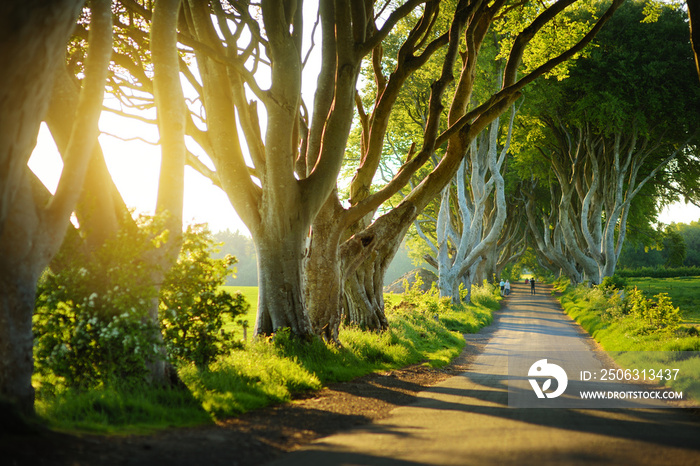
[0,0,111,417]
[0,266,38,415]
[437,266,461,304]
[342,228,405,331]
[255,226,313,337]
[45,63,127,250]
[344,259,389,331]
[149,0,187,384]
[304,197,345,341]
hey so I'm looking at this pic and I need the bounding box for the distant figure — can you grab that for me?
[499,279,505,296]
[525,278,529,285]
[530,278,536,295]
[505,280,511,296]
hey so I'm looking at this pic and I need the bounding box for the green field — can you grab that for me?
[221,286,258,340]
[626,276,700,325]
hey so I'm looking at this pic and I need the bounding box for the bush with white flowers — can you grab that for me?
[34,219,162,390]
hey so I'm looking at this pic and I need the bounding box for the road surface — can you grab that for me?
[267,282,700,465]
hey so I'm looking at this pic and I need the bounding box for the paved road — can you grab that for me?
[268,283,700,465]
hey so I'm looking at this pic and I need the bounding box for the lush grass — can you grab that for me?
[555,280,700,401]
[36,283,500,433]
[35,380,211,434]
[625,276,700,325]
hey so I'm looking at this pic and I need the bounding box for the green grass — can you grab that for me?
[625,276,700,325]
[35,283,500,433]
[35,381,211,434]
[556,281,700,401]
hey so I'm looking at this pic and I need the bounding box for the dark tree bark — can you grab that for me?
[689,0,700,81]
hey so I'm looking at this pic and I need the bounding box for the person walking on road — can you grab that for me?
[499,279,505,296]
[530,278,536,295]
[505,280,511,296]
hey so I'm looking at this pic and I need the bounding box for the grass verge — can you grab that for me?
[36,282,499,433]
[553,279,700,402]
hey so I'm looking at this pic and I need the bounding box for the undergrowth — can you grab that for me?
[36,279,499,433]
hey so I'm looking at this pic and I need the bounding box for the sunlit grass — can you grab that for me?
[557,282,700,402]
[35,381,210,434]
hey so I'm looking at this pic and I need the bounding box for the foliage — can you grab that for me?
[34,218,250,393]
[619,221,700,268]
[662,225,687,267]
[625,276,700,325]
[557,280,700,401]
[599,275,628,291]
[558,282,697,349]
[389,275,498,334]
[514,1,700,248]
[627,288,681,333]
[493,0,598,80]
[34,218,164,392]
[677,221,700,267]
[159,224,249,370]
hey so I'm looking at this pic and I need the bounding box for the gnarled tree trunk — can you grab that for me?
[255,224,312,336]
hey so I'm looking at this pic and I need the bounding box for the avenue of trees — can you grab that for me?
[3,0,700,419]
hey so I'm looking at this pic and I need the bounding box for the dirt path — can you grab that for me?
[267,283,700,465]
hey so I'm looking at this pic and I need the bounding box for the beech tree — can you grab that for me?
[415,109,514,304]
[95,0,621,341]
[0,0,112,415]
[39,0,188,385]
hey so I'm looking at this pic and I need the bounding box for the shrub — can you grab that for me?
[628,287,681,333]
[159,224,249,370]
[34,219,163,391]
[34,218,250,392]
[599,275,628,291]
